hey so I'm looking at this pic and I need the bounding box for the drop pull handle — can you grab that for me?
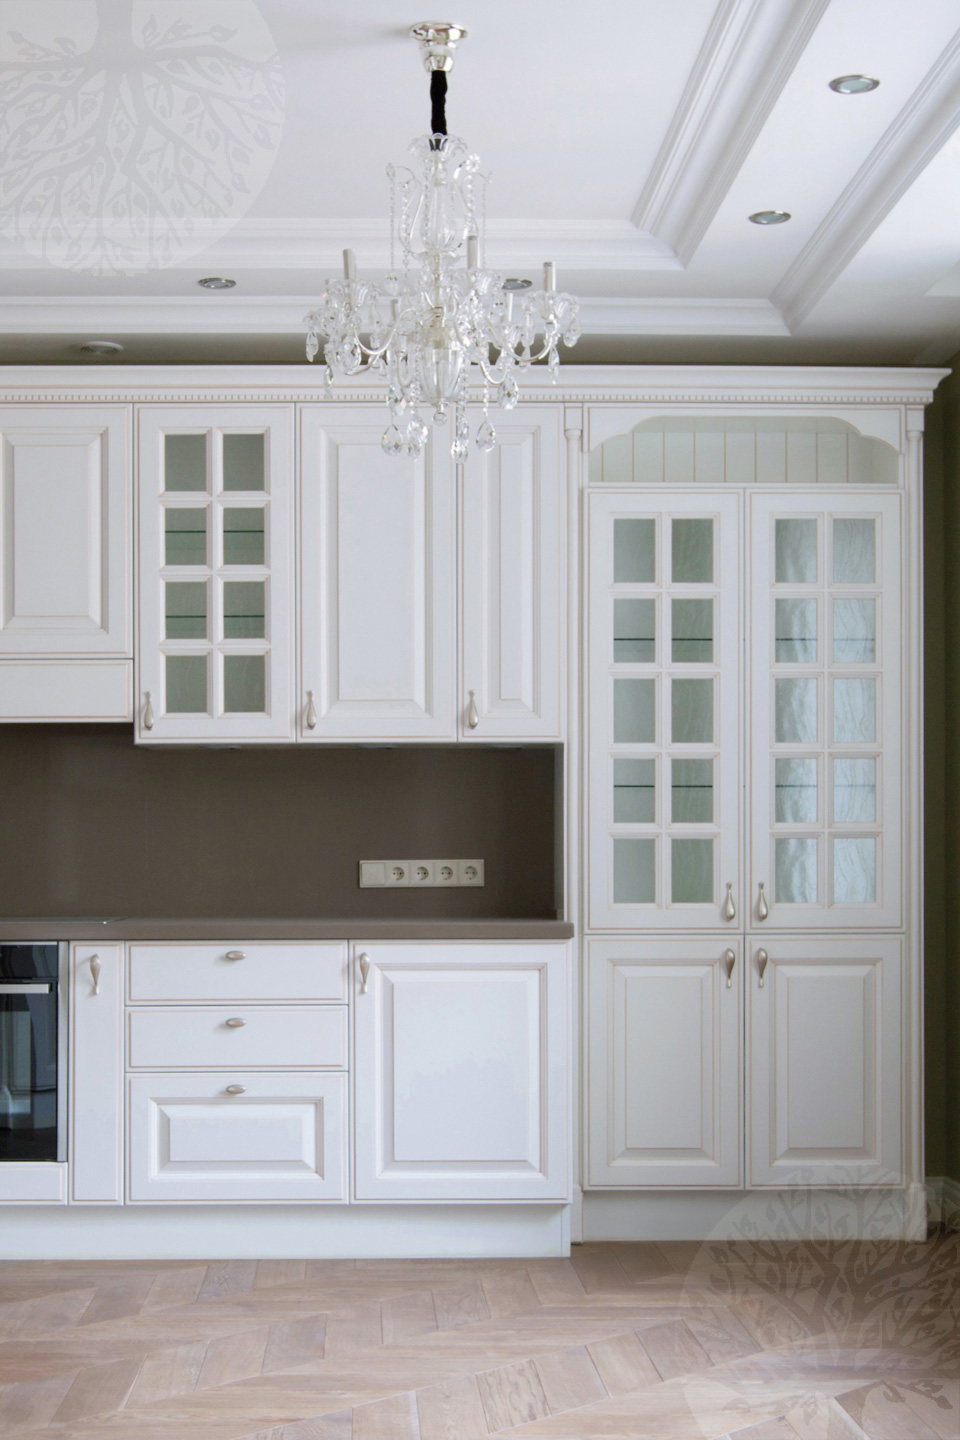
[305,690,318,730]
[225,1084,246,1095]
[757,948,769,988]
[225,1017,246,1028]
[224,950,245,962]
[723,949,736,988]
[89,954,101,996]
[467,690,479,730]
[358,952,371,995]
[142,691,155,731]
[757,882,769,921]
[722,883,736,922]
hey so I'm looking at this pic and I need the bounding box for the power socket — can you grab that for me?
[359,859,484,888]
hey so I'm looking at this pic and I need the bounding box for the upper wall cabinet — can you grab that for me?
[0,406,132,721]
[137,406,295,742]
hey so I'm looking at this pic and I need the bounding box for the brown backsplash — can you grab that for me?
[0,727,560,920]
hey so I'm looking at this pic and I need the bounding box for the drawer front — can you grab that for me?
[128,1072,347,1202]
[127,944,346,1004]
[127,1006,347,1070]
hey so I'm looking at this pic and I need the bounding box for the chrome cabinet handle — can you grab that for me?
[723,949,736,988]
[225,1084,246,1095]
[722,883,736,922]
[224,950,245,962]
[225,1017,246,1028]
[467,689,479,729]
[358,952,371,995]
[756,882,769,921]
[89,954,101,996]
[305,690,318,730]
[757,948,769,987]
[142,691,155,731]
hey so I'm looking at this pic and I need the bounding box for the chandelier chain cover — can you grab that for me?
[303,22,580,461]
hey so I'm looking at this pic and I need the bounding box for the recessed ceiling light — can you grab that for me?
[502,278,532,291]
[78,340,124,355]
[198,277,236,290]
[749,210,792,225]
[829,74,880,94]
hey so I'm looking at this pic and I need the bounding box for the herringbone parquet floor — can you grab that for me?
[0,1239,957,1439]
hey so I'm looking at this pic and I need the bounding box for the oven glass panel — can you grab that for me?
[0,946,60,1163]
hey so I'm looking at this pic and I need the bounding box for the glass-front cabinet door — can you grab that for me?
[137,407,294,741]
[748,493,902,927]
[587,491,742,930]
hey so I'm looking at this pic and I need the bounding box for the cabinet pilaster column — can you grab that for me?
[905,407,925,1210]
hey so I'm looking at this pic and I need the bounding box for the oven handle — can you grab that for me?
[0,983,53,994]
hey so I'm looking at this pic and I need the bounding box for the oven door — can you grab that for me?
[0,945,66,1163]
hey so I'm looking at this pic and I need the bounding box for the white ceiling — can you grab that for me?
[1,0,960,366]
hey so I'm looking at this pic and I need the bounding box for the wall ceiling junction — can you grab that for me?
[0,0,959,366]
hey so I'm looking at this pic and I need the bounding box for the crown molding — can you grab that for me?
[632,0,831,266]
[773,26,960,331]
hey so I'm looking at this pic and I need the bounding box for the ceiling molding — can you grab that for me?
[0,296,788,339]
[631,0,831,265]
[773,25,960,331]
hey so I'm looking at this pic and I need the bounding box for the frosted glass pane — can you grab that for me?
[614,678,656,742]
[165,508,207,566]
[614,518,655,582]
[672,599,713,662]
[672,518,713,582]
[165,434,206,492]
[614,759,655,822]
[223,654,266,713]
[776,518,817,582]
[834,678,876,743]
[166,655,207,713]
[672,678,713,743]
[614,599,655,662]
[165,582,207,640]
[672,758,713,822]
[613,838,656,903]
[833,518,875,583]
[672,838,713,904]
[776,758,817,823]
[775,678,817,743]
[223,508,265,566]
[223,434,265,491]
[775,599,817,663]
[833,598,876,663]
[223,582,266,640]
[776,837,818,903]
[834,837,876,903]
[834,758,876,823]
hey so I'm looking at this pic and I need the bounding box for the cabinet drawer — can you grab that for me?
[127,1006,346,1070]
[128,1072,347,1202]
[127,944,346,1003]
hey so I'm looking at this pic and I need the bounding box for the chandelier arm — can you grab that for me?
[430,70,448,142]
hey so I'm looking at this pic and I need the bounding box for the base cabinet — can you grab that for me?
[353,943,570,1201]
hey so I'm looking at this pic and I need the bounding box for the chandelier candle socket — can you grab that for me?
[304,22,580,460]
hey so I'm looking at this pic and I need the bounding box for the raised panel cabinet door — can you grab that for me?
[71,945,123,1203]
[588,939,742,1187]
[587,490,742,930]
[0,406,131,655]
[353,942,570,1200]
[748,492,902,927]
[300,407,455,740]
[460,406,564,739]
[748,937,902,1187]
[127,1072,347,1202]
[137,405,295,741]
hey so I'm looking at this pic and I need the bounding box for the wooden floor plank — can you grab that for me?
[123,1340,208,1408]
[477,1360,552,1432]
[432,1281,491,1331]
[195,1326,269,1389]
[585,1331,660,1396]
[533,1344,607,1412]
[637,1318,713,1381]
[381,1291,439,1346]
[416,1375,490,1440]
[256,1262,309,1291]
[262,1315,328,1373]
[352,1389,421,1440]
[51,1356,143,1424]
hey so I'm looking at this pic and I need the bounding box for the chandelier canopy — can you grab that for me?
[304,22,580,460]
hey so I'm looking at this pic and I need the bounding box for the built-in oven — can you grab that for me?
[0,945,67,1162]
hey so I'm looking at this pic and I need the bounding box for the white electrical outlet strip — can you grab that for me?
[358,859,484,888]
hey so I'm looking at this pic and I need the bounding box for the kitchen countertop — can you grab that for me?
[0,918,575,942]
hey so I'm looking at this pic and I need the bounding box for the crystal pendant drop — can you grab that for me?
[451,435,469,462]
[498,375,519,410]
[306,332,320,362]
[475,420,497,452]
[381,425,404,457]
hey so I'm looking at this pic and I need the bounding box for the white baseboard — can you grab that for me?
[927,1175,960,1230]
[0,1204,570,1260]
[582,1187,927,1242]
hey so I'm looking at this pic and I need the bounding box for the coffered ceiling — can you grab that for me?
[1,0,959,365]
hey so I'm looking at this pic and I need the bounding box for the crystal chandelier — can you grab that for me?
[304,22,580,460]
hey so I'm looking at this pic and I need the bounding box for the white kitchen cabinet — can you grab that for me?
[0,406,132,720]
[460,406,564,740]
[353,942,570,1201]
[748,937,902,1187]
[70,945,123,1204]
[137,406,295,741]
[300,407,456,740]
[127,1005,347,1071]
[128,1071,347,1202]
[588,938,742,1188]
